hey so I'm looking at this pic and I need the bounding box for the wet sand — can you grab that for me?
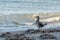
[0,29,59,40]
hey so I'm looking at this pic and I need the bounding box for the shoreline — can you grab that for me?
[0,29,60,40]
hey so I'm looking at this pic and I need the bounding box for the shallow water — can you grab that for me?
[0,23,60,40]
[0,23,60,32]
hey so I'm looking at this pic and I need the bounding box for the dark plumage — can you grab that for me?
[35,16,47,29]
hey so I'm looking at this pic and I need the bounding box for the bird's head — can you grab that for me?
[32,14,39,21]
[35,16,39,19]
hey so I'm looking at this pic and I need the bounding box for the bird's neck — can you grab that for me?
[36,18,39,22]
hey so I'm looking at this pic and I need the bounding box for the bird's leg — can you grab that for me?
[38,28,40,31]
[41,27,42,31]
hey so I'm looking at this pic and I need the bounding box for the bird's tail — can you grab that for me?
[44,23,47,25]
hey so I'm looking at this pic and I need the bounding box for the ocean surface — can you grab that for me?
[0,22,60,32]
[0,0,60,14]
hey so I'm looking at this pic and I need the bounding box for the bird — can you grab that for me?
[35,16,47,29]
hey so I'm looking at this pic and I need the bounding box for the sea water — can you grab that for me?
[0,23,60,40]
[0,0,60,14]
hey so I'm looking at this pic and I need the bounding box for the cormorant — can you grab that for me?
[35,16,47,29]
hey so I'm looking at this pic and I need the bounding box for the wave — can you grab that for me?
[40,17,60,23]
